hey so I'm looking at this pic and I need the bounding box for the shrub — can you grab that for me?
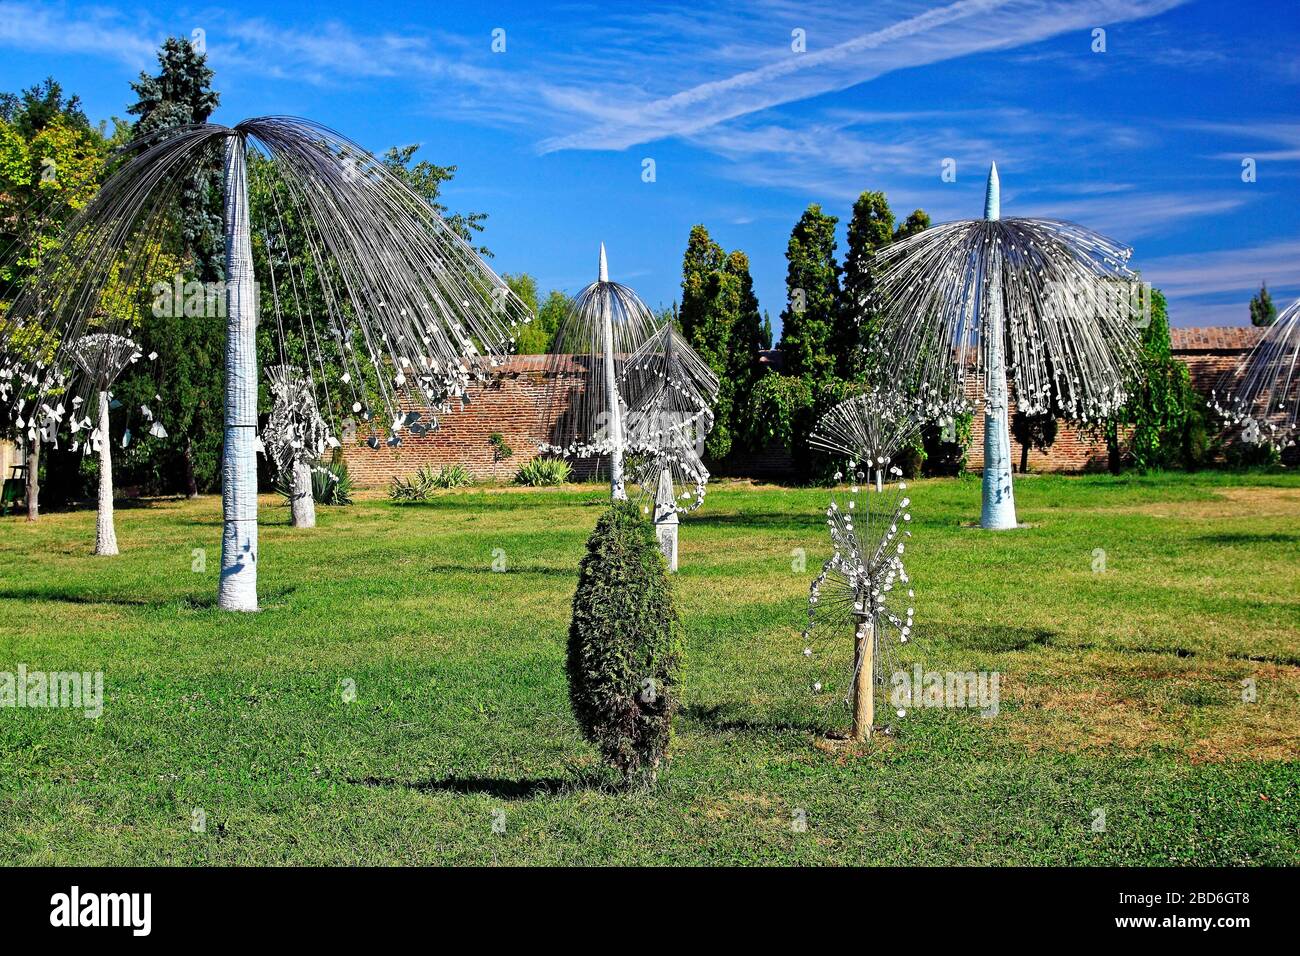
[429,463,473,488]
[514,457,572,486]
[312,460,353,505]
[1224,437,1281,469]
[388,463,473,501]
[568,501,682,787]
[275,460,353,507]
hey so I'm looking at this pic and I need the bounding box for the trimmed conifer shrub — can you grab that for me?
[568,500,683,787]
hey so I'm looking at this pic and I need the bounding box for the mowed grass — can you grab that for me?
[0,471,1297,865]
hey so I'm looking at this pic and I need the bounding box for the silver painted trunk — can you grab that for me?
[217,136,259,611]
[94,390,119,555]
[289,460,316,528]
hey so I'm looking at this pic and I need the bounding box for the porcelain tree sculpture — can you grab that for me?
[804,388,923,741]
[263,364,330,528]
[1213,296,1300,447]
[1,117,530,610]
[71,332,143,555]
[870,163,1142,529]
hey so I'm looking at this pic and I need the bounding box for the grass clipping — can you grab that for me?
[568,500,683,787]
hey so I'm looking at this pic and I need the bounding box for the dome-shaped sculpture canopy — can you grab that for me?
[1213,297,1300,446]
[1,116,531,448]
[622,321,720,513]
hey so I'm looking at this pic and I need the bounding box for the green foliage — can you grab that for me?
[1249,282,1278,328]
[1224,437,1281,469]
[778,204,842,384]
[313,460,353,506]
[128,37,222,280]
[275,460,354,507]
[388,463,473,500]
[676,226,763,460]
[381,144,488,255]
[839,190,895,380]
[489,433,513,457]
[514,456,572,486]
[515,288,568,354]
[568,501,683,786]
[1119,289,1198,471]
[746,371,815,455]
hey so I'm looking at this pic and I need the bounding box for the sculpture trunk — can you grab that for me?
[980,163,1018,530]
[24,440,37,522]
[598,244,626,501]
[217,135,259,611]
[851,614,875,741]
[289,460,316,528]
[94,390,118,556]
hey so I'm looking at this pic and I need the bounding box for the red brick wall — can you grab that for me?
[342,328,1262,485]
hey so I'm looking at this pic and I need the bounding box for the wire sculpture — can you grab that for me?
[539,244,664,500]
[870,163,1142,528]
[803,390,921,741]
[71,332,143,555]
[1,116,530,609]
[263,364,332,528]
[1212,297,1300,447]
[622,320,720,513]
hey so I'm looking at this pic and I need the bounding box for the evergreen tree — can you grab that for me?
[778,204,841,384]
[1250,282,1278,327]
[839,191,895,380]
[568,501,682,787]
[759,311,773,350]
[128,37,222,279]
[892,209,931,242]
[678,224,724,344]
[120,37,225,495]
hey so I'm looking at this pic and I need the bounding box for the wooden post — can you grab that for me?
[851,614,874,740]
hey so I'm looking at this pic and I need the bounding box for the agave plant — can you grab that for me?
[1,116,530,610]
[870,164,1143,528]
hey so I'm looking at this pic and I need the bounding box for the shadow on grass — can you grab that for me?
[689,512,824,530]
[350,773,602,800]
[1196,532,1300,546]
[0,585,297,610]
[683,702,826,736]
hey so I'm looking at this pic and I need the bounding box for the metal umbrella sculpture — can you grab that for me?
[71,332,144,555]
[540,246,718,568]
[540,244,661,501]
[1,117,530,610]
[803,389,923,741]
[622,321,720,569]
[263,364,331,529]
[1212,296,1300,447]
[871,163,1142,529]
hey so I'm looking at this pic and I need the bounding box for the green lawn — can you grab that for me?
[1,471,1296,865]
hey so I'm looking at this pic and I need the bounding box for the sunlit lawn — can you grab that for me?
[1,470,1296,864]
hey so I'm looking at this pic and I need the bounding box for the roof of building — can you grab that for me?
[1170,326,1264,352]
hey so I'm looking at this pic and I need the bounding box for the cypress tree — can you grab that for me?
[778,204,841,384]
[568,501,683,787]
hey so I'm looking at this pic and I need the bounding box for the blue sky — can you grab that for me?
[2,0,1297,331]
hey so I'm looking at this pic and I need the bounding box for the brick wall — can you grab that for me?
[342,327,1264,486]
